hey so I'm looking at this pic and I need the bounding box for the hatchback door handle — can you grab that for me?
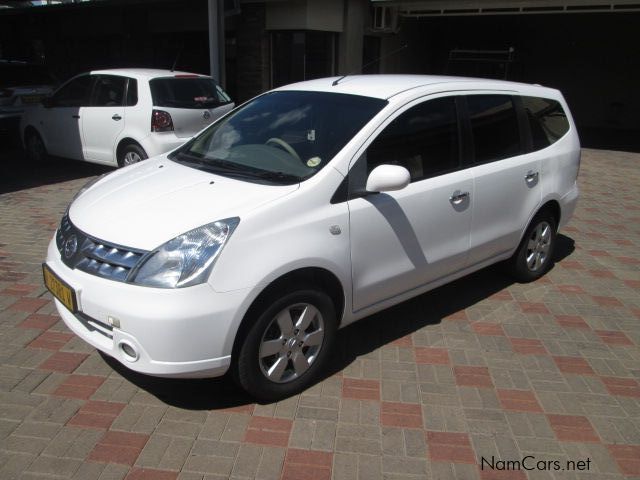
[71,114,80,119]
[112,114,122,121]
[525,171,539,183]
[449,191,470,205]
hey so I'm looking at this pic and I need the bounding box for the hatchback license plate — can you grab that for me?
[42,264,77,313]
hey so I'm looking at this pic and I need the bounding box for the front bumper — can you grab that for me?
[46,237,250,378]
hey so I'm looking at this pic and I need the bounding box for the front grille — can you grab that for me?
[57,213,149,283]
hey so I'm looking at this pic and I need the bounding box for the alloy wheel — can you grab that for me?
[526,221,552,271]
[258,303,325,384]
[123,151,141,165]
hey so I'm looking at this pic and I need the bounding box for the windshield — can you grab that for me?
[169,90,387,184]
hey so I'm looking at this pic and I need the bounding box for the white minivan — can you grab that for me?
[21,68,234,167]
[43,75,579,400]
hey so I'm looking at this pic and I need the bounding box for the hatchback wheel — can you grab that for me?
[118,143,147,167]
[509,211,557,282]
[237,288,336,401]
[25,131,47,164]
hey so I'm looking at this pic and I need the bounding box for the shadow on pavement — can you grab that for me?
[106,234,574,409]
[0,148,112,195]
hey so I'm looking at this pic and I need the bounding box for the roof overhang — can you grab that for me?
[371,0,640,16]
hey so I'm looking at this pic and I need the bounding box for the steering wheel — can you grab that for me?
[265,137,301,163]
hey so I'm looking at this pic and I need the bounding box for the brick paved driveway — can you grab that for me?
[0,149,639,480]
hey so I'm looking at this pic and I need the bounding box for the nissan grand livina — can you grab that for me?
[43,75,580,401]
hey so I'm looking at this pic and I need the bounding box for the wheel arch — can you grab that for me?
[23,124,44,148]
[512,198,562,260]
[537,199,561,230]
[116,137,146,163]
[230,267,345,365]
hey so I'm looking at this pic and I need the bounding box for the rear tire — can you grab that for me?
[508,211,557,282]
[236,287,336,402]
[117,143,147,168]
[25,130,47,164]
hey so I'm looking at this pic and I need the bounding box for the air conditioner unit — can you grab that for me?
[372,6,398,32]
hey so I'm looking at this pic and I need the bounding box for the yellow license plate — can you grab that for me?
[42,264,78,313]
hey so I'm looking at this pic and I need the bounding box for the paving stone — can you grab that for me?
[42,425,103,459]
[1,149,639,479]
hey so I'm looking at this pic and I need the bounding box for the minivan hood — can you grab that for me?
[68,157,298,250]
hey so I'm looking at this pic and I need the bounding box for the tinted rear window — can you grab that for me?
[0,64,55,87]
[522,96,570,151]
[467,95,522,164]
[150,77,230,109]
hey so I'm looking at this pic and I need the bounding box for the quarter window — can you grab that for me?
[522,96,570,150]
[126,78,138,106]
[467,95,521,164]
[366,96,460,182]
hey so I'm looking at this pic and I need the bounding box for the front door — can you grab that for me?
[42,75,94,160]
[348,96,473,312]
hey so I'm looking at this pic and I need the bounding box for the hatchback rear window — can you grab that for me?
[150,77,230,109]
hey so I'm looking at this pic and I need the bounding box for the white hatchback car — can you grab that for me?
[43,75,579,400]
[21,68,234,167]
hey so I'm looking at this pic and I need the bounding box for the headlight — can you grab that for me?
[130,218,239,288]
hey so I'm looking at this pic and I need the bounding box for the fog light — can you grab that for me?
[118,340,139,362]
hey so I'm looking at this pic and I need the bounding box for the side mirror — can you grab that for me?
[365,164,410,193]
[41,97,54,108]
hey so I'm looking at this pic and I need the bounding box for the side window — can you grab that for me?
[126,78,138,106]
[467,95,521,164]
[366,96,459,182]
[522,96,570,151]
[52,75,93,107]
[92,75,127,107]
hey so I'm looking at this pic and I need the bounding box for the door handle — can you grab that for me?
[112,114,122,121]
[449,191,470,205]
[71,115,80,119]
[525,171,539,184]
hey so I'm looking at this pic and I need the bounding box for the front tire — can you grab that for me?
[508,211,557,282]
[117,143,147,167]
[25,130,47,164]
[237,288,336,402]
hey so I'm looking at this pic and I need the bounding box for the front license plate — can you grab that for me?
[42,264,78,313]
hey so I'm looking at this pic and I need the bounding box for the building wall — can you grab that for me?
[265,0,344,31]
[235,3,270,101]
[378,11,640,150]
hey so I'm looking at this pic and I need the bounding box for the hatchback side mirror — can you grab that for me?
[366,164,411,193]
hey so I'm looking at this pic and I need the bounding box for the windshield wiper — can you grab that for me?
[173,152,301,183]
[249,170,301,183]
[174,153,251,174]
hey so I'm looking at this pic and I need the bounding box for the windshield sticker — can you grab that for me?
[307,157,321,168]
